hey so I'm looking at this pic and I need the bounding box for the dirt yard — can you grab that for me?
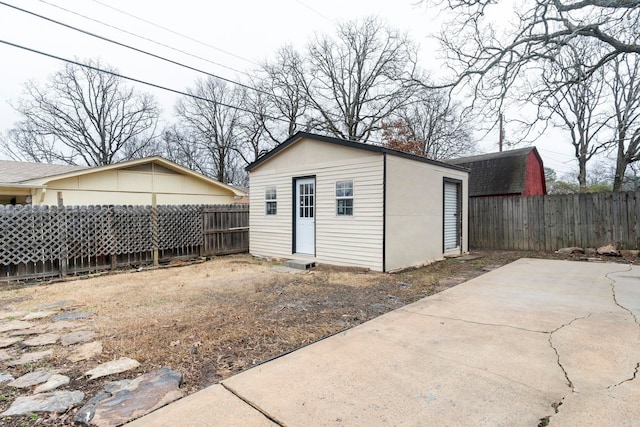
[0,250,637,425]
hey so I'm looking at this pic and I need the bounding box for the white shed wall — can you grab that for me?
[249,138,384,271]
[385,155,469,271]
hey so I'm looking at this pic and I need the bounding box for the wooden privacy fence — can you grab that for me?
[1,204,249,281]
[469,190,640,251]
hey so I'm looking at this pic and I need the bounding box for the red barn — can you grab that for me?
[448,147,546,197]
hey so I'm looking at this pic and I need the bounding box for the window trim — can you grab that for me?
[265,186,277,216]
[335,180,354,216]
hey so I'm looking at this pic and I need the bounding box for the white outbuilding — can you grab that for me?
[246,132,469,272]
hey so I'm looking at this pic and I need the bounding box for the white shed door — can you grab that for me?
[444,181,460,251]
[295,178,315,255]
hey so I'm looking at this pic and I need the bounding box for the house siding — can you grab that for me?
[249,138,384,271]
[385,155,469,271]
[38,169,236,206]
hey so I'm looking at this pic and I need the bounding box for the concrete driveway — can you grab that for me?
[128,259,640,426]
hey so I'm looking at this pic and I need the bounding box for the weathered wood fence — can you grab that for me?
[1,204,249,281]
[469,191,640,251]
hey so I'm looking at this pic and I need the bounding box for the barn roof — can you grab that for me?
[447,147,538,196]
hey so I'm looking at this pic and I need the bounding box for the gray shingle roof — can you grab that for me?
[0,160,87,184]
[447,147,535,196]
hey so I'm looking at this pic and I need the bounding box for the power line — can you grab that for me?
[295,0,336,24]
[89,0,261,67]
[36,0,254,79]
[0,2,278,101]
[0,39,295,125]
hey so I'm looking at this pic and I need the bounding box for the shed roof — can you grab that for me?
[246,131,469,173]
[447,147,538,196]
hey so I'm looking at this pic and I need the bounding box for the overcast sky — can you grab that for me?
[0,0,577,175]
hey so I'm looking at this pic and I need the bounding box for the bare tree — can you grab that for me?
[608,53,640,191]
[260,45,309,141]
[236,85,276,165]
[537,45,611,190]
[5,59,159,166]
[382,89,474,160]
[160,125,205,173]
[174,77,243,183]
[427,0,640,104]
[301,17,419,142]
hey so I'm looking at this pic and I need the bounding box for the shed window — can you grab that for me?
[265,187,277,215]
[336,180,353,216]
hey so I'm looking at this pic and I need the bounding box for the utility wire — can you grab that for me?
[0,39,295,125]
[295,0,336,24]
[36,0,254,79]
[0,2,278,101]
[90,0,260,66]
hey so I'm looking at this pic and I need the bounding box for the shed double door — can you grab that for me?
[294,177,315,255]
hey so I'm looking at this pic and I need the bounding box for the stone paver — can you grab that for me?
[8,370,57,388]
[51,312,93,322]
[1,391,84,416]
[22,311,56,321]
[0,311,26,320]
[46,320,83,331]
[68,341,103,362]
[7,349,53,367]
[0,336,22,348]
[61,330,96,346]
[34,374,70,394]
[37,300,71,310]
[8,324,49,336]
[85,357,140,380]
[0,320,34,332]
[0,373,14,384]
[0,349,14,362]
[22,333,60,347]
[75,368,184,427]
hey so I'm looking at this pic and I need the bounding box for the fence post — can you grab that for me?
[57,192,68,276]
[151,193,159,266]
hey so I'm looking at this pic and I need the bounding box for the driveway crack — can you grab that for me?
[608,362,640,389]
[538,314,591,426]
[548,314,591,390]
[606,267,639,327]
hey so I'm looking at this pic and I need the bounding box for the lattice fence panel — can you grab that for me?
[0,205,64,265]
[109,206,153,255]
[158,205,203,250]
[64,206,112,258]
[2,203,244,280]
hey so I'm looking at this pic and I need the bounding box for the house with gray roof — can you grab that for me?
[0,157,245,205]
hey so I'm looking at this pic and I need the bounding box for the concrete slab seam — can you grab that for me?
[396,309,549,334]
[221,382,285,426]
